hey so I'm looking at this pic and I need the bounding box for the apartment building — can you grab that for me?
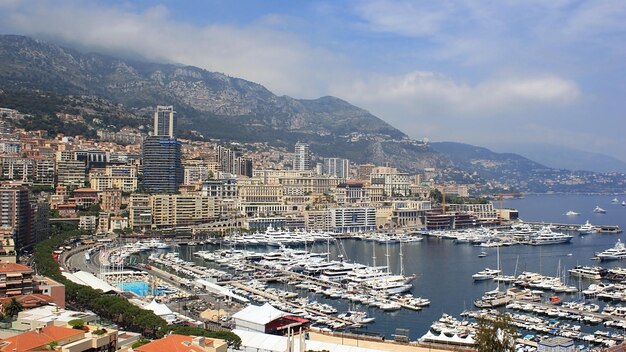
[238,184,283,203]
[0,263,34,297]
[370,170,411,197]
[89,165,138,192]
[129,194,152,229]
[56,159,86,187]
[100,188,122,213]
[147,194,218,228]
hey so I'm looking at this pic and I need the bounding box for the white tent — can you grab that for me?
[62,271,119,293]
[145,299,176,323]
[193,278,249,303]
[418,330,476,347]
[232,303,289,332]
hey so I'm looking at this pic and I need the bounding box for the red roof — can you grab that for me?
[74,188,97,193]
[0,263,32,273]
[0,325,83,351]
[135,334,214,352]
[0,294,53,309]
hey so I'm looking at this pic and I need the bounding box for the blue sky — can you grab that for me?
[1,0,626,162]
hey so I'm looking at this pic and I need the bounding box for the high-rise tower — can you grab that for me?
[143,106,182,193]
[293,142,311,171]
[154,105,175,137]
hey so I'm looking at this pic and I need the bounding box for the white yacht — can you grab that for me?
[472,268,501,281]
[578,220,596,235]
[567,266,606,280]
[337,311,375,324]
[565,210,580,216]
[473,288,513,308]
[529,227,573,245]
[597,239,626,261]
[612,197,619,204]
[593,206,607,214]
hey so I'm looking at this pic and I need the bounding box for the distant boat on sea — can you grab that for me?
[565,210,580,216]
[594,206,607,214]
[612,198,619,204]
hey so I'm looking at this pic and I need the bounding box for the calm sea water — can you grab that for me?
[177,194,626,340]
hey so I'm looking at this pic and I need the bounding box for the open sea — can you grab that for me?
[176,193,626,340]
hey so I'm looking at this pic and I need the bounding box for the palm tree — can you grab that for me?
[4,298,23,318]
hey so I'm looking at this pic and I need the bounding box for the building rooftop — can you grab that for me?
[134,334,215,352]
[0,325,83,351]
[0,263,32,273]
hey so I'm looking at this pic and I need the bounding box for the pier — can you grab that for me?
[525,222,622,233]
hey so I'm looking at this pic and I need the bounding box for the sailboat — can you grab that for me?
[473,245,513,308]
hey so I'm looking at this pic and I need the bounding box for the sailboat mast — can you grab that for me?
[400,241,404,276]
[372,240,377,267]
[496,245,500,291]
[327,237,330,262]
[386,241,390,274]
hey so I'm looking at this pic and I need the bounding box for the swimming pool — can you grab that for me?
[118,281,165,296]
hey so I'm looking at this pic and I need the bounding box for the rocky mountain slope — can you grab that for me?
[0,34,447,170]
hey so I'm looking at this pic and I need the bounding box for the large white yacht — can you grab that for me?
[529,227,573,245]
[472,268,501,281]
[578,220,596,235]
[597,239,626,261]
[567,266,606,280]
[593,206,607,214]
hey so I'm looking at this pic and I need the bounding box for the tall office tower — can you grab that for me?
[154,105,175,137]
[323,157,350,178]
[143,106,182,193]
[142,136,183,194]
[293,142,311,171]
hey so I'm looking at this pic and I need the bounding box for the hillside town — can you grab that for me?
[0,105,504,244]
[0,105,539,351]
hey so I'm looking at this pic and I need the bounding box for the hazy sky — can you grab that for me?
[1,0,625,161]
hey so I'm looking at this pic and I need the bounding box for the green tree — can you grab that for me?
[4,298,23,318]
[474,313,517,352]
[68,318,85,329]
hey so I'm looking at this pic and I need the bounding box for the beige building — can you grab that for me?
[0,230,16,263]
[100,188,122,213]
[97,212,110,234]
[110,216,129,232]
[238,184,283,203]
[278,175,344,195]
[56,159,86,187]
[150,194,218,228]
[370,170,411,197]
[129,194,152,229]
[0,263,34,297]
[304,210,332,231]
[253,169,313,184]
[391,200,432,228]
[89,165,138,192]
[78,216,97,231]
[449,203,498,222]
[435,184,469,198]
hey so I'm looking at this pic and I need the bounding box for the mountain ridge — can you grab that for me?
[0,34,445,172]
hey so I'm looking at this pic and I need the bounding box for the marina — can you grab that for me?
[77,194,626,346]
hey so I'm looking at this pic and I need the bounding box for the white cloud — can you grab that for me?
[331,71,580,116]
[1,0,344,98]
